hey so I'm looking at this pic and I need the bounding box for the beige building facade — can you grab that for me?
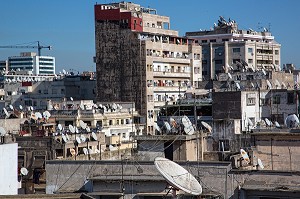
[94,2,201,134]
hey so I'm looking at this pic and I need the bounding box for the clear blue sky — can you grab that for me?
[0,0,299,73]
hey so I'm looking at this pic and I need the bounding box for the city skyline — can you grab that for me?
[0,0,299,73]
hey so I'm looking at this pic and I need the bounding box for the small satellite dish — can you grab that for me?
[265,118,271,126]
[261,69,267,76]
[109,145,116,151]
[30,106,34,111]
[3,108,9,117]
[76,136,81,144]
[70,97,73,101]
[164,121,171,132]
[285,114,300,128]
[20,167,28,176]
[58,124,63,131]
[80,134,86,142]
[80,104,85,110]
[86,126,91,132]
[282,82,287,88]
[70,148,76,156]
[75,127,79,133]
[247,118,253,126]
[91,132,98,141]
[154,122,161,133]
[275,121,281,128]
[9,104,13,110]
[69,125,75,133]
[0,127,6,136]
[266,80,272,89]
[66,134,70,141]
[43,111,51,118]
[154,157,202,195]
[79,120,87,129]
[62,69,66,74]
[184,125,195,135]
[181,116,190,126]
[35,112,43,119]
[19,105,23,110]
[62,134,67,143]
[201,121,212,133]
[227,73,232,80]
[236,82,241,90]
[83,148,88,155]
[240,149,250,163]
[257,158,264,169]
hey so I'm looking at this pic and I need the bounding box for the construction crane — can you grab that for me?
[0,41,52,56]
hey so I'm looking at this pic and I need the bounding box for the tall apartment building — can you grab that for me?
[186,17,281,80]
[94,2,201,133]
[8,52,55,75]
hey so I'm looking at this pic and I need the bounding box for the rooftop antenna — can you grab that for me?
[154,157,202,197]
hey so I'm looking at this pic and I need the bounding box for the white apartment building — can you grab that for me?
[186,17,281,80]
[8,52,55,75]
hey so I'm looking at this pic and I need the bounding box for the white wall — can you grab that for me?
[0,143,18,195]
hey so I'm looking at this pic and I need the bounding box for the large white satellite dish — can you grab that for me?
[70,97,73,101]
[201,121,212,133]
[184,125,195,135]
[9,104,14,110]
[154,157,202,196]
[35,112,43,119]
[43,111,51,118]
[275,121,281,128]
[154,122,161,133]
[164,121,171,132]
[20,167,28,176]
[265,118,271,126]
[19,105,23,110]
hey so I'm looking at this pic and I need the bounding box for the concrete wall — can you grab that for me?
[46,160,233,198]
[0,143,18,195]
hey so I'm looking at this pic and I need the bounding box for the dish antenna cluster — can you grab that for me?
[154,157,202,197]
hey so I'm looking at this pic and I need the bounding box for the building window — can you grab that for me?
[248,59,253,64]
[248,48,253,53]
[219,140,230,151]
[275,50,279,55]
[61,89,65,94]
[109,120,113,125]
[287,92,294,104]
[233,48,240,53]
[215,59,223,64]
[210,39,216,43]
[273,95,281,104]
[202,40,207,43]
[202,60,207,65]
[247,97,256,106]
[43,89,48,94]
[222,39,229,41]
[275,60,279,65]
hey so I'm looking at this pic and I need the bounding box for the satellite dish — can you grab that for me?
[30,106,34,111]
[62,69,66,74]
[266,80,272,89]
[154,122,161,133]
[35,112,43,119]
[109,145,116,151]
[58,124,63,131]
[66,134,70,141]
[240,149,250,163]
[70,148,76,156]
[181,116,190,127]
[9,104,13,110]
[83,148,88,155]
[69,125,75,133]
[91,132,98,141]
[285,114,300,128]
[70,97,73,101]
[0,127,6,136]
[79,120,87,129]
[282,82,286,88]
[164,121,171,132]
[75,127,79,133]
[43,111,51,118]
[62,134,67,143]
[257,158,264,169]
[261,69,267,76]
[201,121,212,133]
[80,134,86,142]
[227,73,232,80]
[265,118,271,126]
[154,157,202,195]
[275,121,281,128]
[236,82,241,90]
[80,104,85,110]
[86,126,91,132]
[76,136,81,144]
[19,105,23,110]
[184,125,195,135]
[20,167,29,176]
[247,118,253,126]
[3,108,9,117]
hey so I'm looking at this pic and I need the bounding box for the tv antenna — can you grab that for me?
[154,157,202,197]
